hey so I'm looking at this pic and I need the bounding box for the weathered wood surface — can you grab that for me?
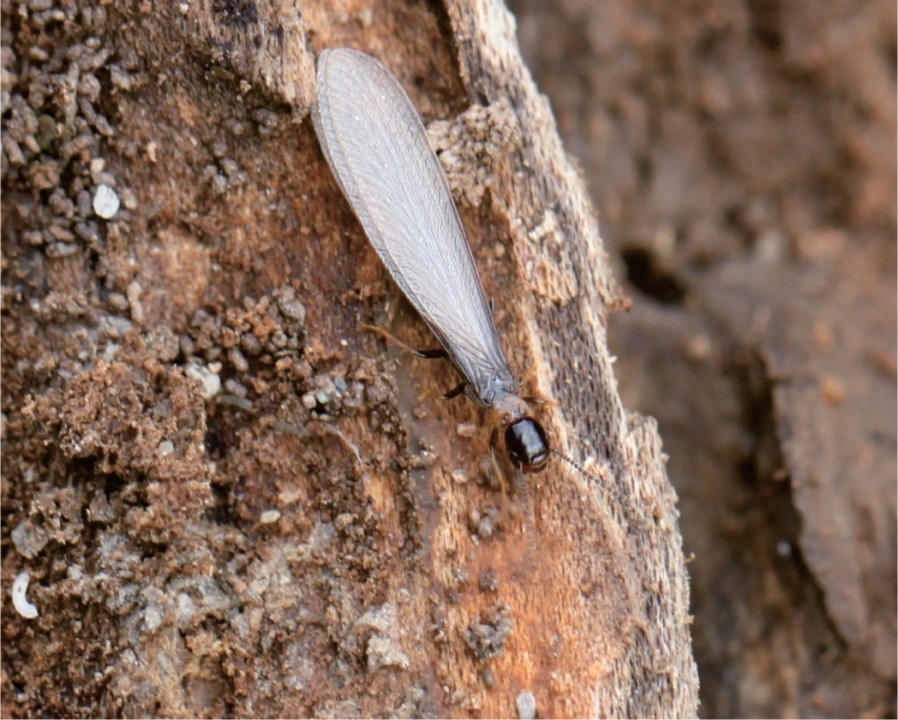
[1,1,697,716]
[510,2,896,717]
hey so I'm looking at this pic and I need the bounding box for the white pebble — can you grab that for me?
[516,692,537,720]
[93,183,120,219]
[186,363,221,399]
[259,509,281,524]
[176,592,196,626]
[451,469,469,484]
[12,572,39,619]
[143,603,163,631]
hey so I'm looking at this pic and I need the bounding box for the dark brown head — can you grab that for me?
[505,417,550,473]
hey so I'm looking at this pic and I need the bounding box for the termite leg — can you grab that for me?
[486,428,505,487]
[417,348,450,359]
[440,382,467,400]
[360,323,447,359]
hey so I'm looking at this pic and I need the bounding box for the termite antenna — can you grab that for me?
[549,445,594,480]
[549,446,625,509]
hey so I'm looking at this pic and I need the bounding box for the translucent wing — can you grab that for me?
[312,48,516,406]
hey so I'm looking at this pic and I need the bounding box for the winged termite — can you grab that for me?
[312,47,549,473]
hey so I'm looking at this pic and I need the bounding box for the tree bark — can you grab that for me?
[1,1,698,716]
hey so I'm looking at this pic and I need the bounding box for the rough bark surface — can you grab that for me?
[512,1,896,717]
[2,1,697,718]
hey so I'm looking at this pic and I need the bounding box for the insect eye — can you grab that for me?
[505,418,549,473]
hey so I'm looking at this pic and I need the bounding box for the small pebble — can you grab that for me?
[275,291,306,323]
[46,242,78,258]
[23,230,44,246]
[186,363,221,399]
[143,604,163,631]
[210,140,227,158]
[11,521,48,559]
[516,692,536,720]
[251,108,278,128]
[228,346,249,373]
[219,157,239,177]
[211,173,228,195]
[126,280,144,323]
[93,183,120,219]
[224,378,248,397]
[109,65,133,91]
[451,469,469,484]
[119,187,138,210]
[107,292,130,312]
[76,189,93,217]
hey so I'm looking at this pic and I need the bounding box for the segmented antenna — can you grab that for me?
[549,446,625,509]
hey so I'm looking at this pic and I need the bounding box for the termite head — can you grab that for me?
[505,416,549,473]
[493,393,550,473]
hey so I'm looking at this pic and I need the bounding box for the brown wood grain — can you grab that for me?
[1,0,697,716]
